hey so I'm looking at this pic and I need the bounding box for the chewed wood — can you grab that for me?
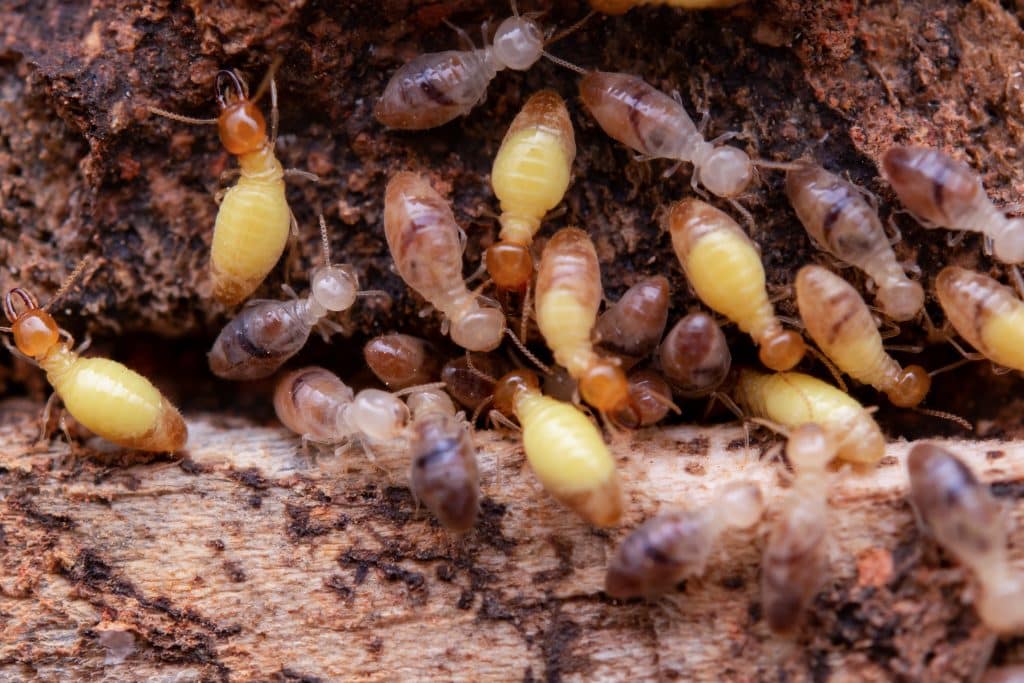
[1,412,1021,681]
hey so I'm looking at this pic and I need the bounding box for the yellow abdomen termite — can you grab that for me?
[935,266,1024,372]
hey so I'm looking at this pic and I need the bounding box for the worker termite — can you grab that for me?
[785,162,924,321]
[733,369,885,466]
[207,216,358,380]
[594,275,670,367]
[1,270,188,453]
[384,172,506,352]
[604,480,764,598]
[795,265,930,407]
[375,2,549,130]
[881,146,1024,264]
[907,443,1024,633]
[492,369,623,527]
[612,369,676,428]
[578,71,753,200]
[935,266,1024,372]
[589,0,744,13]
[658,312,731,397]
[535,227,630,414]
[761,424,833,634]
[364,334,443,390]
[149,60,316,306]
[669,199,806,371]
[487,90,576,290]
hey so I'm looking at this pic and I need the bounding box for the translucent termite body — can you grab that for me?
[604,481,763,598]
[881,146,1024,264]
[493,369,623,527]
[589,0,744,13]
[579,72,753,198]
[487,90,576,290]
[208,219,358,380]
[907,443,1024,633]
[935,266,1024,372]
[785,162,924,321]
[795,265,930,407]
[658,312,731,397]
[364,334,442,390]
[612,369,673,428]
[406,389,480,532]
[374,12,545,130]
[2,288,187,452]
[761,424,833,634]
[669,199,806,371]
[384,172,506,352]
[150,67,293,306]
[535,227,630,414]
[595,275,670,367]
[733,369,885,466]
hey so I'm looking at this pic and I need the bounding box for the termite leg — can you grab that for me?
[270,77,279,147]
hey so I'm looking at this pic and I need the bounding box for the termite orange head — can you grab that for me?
[3,288,60,359]
[758,330,805,372]
[485,242,534,291]
[580,360,630,414]
[215,70,267,156]
[888,365,931,408]
[493,369,541,416]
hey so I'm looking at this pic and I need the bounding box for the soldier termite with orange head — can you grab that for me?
[604,480,763,598]
[795,265,930,407]
[208,216,358,380]
[492,369,623,527]
[881,146,1024,264]
[907,443,1024,633]
[595,275,670,367]
[364,334,442,390]
[578,71,754,200]
[384,172,506,352]
[487,90,576,291]
[658,311,731,397]
[669,199,806,371]
[733,369,885,466]
[1,269,187,453]
[761,424,834,634]
[935,266,1024,372]
[785,162,924,321]
[589,0,744,13]
[149,59,315,306]
[535,227,630,415]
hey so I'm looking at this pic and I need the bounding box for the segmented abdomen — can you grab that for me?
[208,300,312,380]
[375,50,491,130]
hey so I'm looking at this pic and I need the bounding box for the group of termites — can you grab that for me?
[3,0,1024,638]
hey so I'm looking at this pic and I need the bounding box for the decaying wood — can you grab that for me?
[1,410,1022,682]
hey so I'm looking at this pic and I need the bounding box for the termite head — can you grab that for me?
[717,480,765,530]
[485,242,534,291]
[580,360,630,413]
[786,423,836,473]
[877,280,925,322]
[345,389,410,443]
[700,146,753,198]
[493,15,544,71]
[311,265,358,312]
[3,288,60,359]
[215,70,267,156]
[887,365,930,408]
[450,304,506,352]
[993,219,1024,264]
[493,369,540,416]
[758,329,805,372]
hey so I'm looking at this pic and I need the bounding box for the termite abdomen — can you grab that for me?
[658,312,731,397]
[364,334,441,390]
[595,275,670,364]
[409,412,480,532]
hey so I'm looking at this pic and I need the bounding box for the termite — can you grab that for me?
[442,353,508,411]
[535,227,630,414]
[604,480,764,598]
[881,146,1024,264]
[761,423,833,634]
[579,71,753,199]
[1,274,187,453]
[365,334,443,390]
[935,266,1024,372]
[669,199,805,371]
[612,369,675,428]
[795,265,930,407]
[486,90,576,290]
[384,172,506,352]
[149,60,314,305]
[589,0,744,13]
[207,216,358,380]
[785,162,924,321]
[658,312,731,397]
[594,275,670,367]
[375,3,547,130]
[907,443,1024,633]
[492,369,623,527]
[733,369,885,466]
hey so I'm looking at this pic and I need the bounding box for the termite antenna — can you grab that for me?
[393,381,448,398]
[544,11,595,46]
[45,257,95,311]
[751,158,806,172]
[318,214,333,266]
[466,352,498,384]
[252,56,283,105]
[804,345,848,393]
[147,106,218,126]
[541,50,589,75]
[914,407,973,431]
[505,327,552,374]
